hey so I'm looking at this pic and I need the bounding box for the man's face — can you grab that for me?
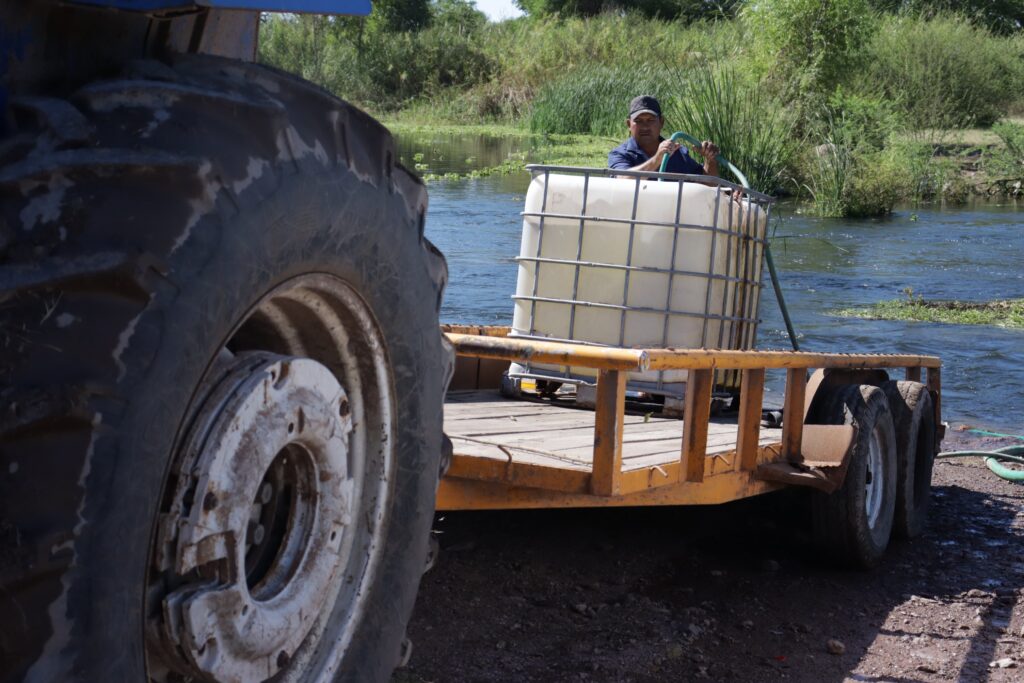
[628,113,663,145]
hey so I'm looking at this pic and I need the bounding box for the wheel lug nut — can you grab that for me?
[260,483,273,504]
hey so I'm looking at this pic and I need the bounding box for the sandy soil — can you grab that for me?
[396,430,1024,682]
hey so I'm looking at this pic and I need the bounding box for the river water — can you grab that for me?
[398,134,1024,430]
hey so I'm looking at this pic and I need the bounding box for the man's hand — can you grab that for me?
[697,140,720,162]
[657,138,681,159]
[697,140,720,177]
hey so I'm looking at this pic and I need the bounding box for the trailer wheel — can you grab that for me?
[881,381,936,539]
[810,384,898,568]
[0,56,451,683]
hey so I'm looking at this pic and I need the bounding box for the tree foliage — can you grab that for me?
[368,0,432,33]
[745,0,876,104]
[514,0,742,21]
[870,0,1023,34]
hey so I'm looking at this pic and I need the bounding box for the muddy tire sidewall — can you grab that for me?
[42,162,441,682]
[811,384,898,569]
[881,380,936,539]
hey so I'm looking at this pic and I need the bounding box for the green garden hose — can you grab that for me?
[936,446,1024,482]
[659,131,800,351]
[936,429,1024,482]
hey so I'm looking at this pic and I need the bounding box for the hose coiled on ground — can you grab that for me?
[938,429,1024,482]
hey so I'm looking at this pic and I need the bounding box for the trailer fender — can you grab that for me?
[803,368,890,422]
[756,423,856,493]
[756,368,887,494]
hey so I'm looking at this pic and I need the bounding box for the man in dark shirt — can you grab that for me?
[608,95,720,177]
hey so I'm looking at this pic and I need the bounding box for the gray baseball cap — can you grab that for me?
[629,95,662,121]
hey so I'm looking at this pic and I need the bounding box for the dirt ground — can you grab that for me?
[396,430,1024,682]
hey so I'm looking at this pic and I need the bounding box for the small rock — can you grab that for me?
[573,603,589,615]
[990,658,1016,669]
[688,623,703,638]
[826,639,845,655]
[496,640,506,650]
[917,664,938,673]
[740,620,754,630]
[666,644,684,659]
[761,559,780,572]
[710,570,723,577]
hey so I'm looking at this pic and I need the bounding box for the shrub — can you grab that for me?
[881,140,959,201]
[843,153,908,216]
[807,147,907,217]
[806,112,908,216]
[985,120,1024,179]
[260,13,495,110]
[259,16,364,99]
[864,14,1023,130]
[744,0,876,106]
[826,88,903,152]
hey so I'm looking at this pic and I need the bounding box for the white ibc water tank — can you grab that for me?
[509,170,769,393]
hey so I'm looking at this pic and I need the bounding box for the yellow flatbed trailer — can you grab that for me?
[437,326,942,522]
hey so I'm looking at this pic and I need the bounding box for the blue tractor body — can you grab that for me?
[1,0,369,134]
[67,0,370,14]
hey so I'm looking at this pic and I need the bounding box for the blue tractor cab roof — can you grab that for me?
[68,0,371,15]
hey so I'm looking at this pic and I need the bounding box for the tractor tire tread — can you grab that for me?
[1,53,448,683]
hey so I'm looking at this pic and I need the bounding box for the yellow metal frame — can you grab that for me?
[437,327,941,511]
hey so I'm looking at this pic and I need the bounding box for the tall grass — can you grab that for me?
[805,113,907,217]
[808,143,853,217]
[528,64,677,137]
[663,63,794,193]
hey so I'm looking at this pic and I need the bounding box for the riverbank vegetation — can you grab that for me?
[259,1,1024,215]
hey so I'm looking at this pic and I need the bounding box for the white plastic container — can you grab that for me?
[509,170,768,393]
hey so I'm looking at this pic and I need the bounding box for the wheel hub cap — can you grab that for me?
[157,353,355,682]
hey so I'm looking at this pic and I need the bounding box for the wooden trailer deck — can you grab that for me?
[435,327,942,512]
[445,390,783,474]
[438,389,786,510]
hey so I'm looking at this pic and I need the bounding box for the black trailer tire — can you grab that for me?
[0,55,450,683]
[881,380,936,539]
[810,384,898,569]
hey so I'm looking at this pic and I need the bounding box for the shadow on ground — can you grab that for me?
[398,434,1023,682]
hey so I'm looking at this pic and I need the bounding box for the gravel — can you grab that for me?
[396,431,1024,682]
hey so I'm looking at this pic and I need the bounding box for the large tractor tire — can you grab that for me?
[810,384,898,569]
[0,55,452,682]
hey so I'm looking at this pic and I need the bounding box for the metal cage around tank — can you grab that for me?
[508,165,775,397]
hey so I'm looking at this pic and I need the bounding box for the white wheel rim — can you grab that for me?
[147,275,395,683]
[864,423,885,529]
